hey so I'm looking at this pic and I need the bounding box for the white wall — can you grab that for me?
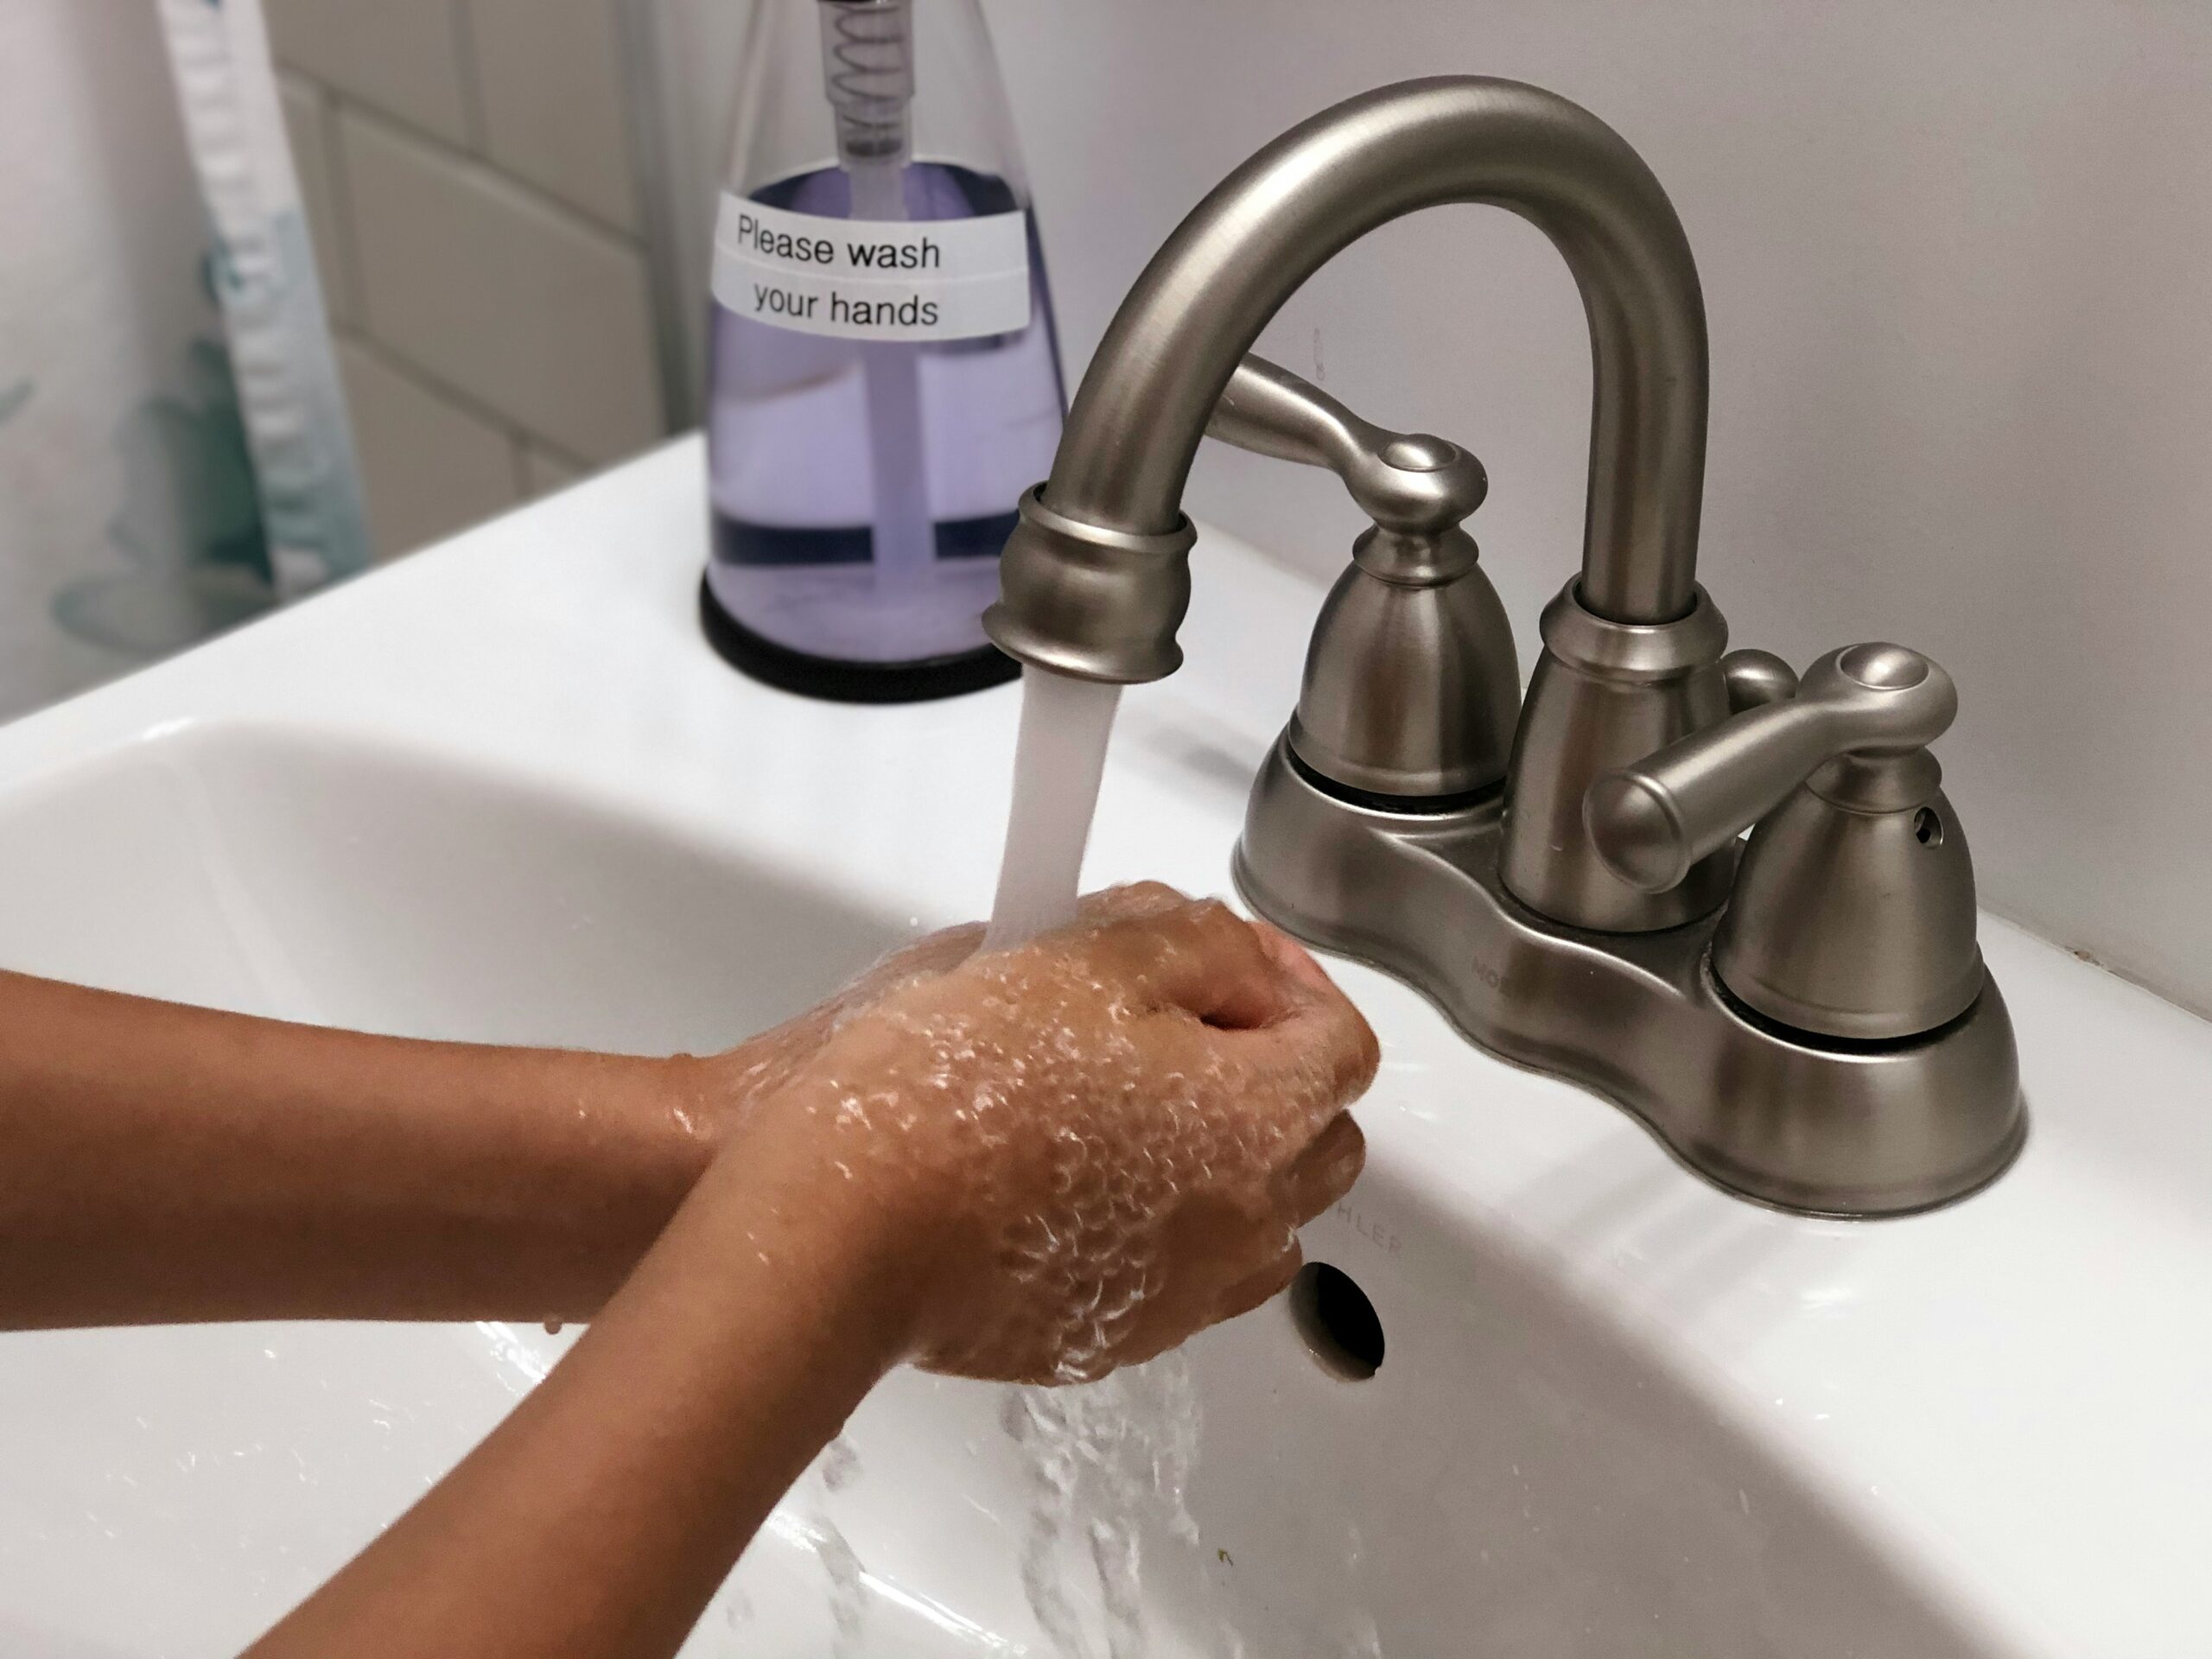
[663,2,2212,1015]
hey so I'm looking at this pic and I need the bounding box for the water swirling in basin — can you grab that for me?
[808,1435,869,1656]
[1001,1353,1204,1659]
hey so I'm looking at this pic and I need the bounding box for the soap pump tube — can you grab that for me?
[702,0,1065,701]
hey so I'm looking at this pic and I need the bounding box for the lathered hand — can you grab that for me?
[731,882,1378,1384]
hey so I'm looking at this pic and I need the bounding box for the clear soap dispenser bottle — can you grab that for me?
[702,0,1065,701]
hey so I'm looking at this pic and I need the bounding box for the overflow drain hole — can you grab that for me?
[1289,1262,1384,1380]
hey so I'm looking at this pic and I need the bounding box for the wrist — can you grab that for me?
[583,1051,721,1202]
[689,1077,940,1371]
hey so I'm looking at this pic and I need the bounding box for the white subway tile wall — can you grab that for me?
[266,0,668,557]
[467,0,641,232]
[337,340,524,560]
[341,110,660,464]
[265,0,474,149]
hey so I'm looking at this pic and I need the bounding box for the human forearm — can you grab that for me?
[245,1101,912,1659]
[0,970,720,1327]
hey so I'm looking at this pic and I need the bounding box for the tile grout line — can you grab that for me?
[448,0,492,158]
[326,83,645,254]
[336,325,586,476]
[313,79,372,335]
[335,322,533,555]
[523,435,591,478]
[504,428,533,505]
[328,86,664,467]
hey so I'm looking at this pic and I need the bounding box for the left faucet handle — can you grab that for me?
[1207,354,1486,537]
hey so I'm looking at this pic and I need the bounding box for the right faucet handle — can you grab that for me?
[1207,354,1487,537]
[1586,644,1957,894]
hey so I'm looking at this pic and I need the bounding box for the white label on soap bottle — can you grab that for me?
[711,193,1032,343]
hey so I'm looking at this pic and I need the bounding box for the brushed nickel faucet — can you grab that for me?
[983,77,2023,1215]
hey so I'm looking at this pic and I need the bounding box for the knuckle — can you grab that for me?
[1183,898,1261,959]
[1319,1002,1382,1096]
[1084,880,1186,923]
[1351,1020,1382,1088]
[1121,879,1185,906]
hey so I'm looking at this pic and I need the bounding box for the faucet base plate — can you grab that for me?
[1236,737,2025,1217]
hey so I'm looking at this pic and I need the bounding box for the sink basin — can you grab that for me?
[0,723,899,1048]
[0,721,1984,1657]
[0,439,2203,1656]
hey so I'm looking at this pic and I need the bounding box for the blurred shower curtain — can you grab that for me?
[0,0,365,721]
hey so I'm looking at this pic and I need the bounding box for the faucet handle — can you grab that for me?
[1586,644,1956,894]
[1209,353,1518,800]
[1208,355,1487,537]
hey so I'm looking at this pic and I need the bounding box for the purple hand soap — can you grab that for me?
[702,0,1065,701]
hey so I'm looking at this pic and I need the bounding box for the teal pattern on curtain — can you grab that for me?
[0,0,365,720]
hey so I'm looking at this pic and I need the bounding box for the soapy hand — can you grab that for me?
[231,886,1374,1658]
[725,883,1379,1385]
[700,918,992,1119]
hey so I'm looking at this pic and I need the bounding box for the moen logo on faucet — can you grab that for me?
[711,194,1032,343]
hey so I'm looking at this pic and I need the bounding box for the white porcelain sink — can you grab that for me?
[0,441,2204,1656]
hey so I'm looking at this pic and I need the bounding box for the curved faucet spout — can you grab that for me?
[985,76,1709,683]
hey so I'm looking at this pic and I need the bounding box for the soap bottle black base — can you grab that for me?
[696,579,1021,704]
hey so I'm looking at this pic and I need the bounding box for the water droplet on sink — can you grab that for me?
[819,1435,861,1493]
